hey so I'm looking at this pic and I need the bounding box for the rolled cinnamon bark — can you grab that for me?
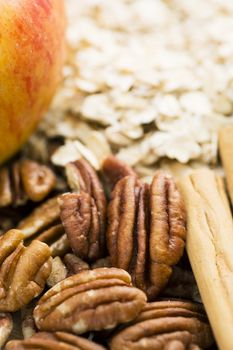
[178,169,233,350]
[219,125,233,206]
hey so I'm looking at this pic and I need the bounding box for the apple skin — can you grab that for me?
[0,0,66,164]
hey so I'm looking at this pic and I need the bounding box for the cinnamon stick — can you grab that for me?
[178,169,233,350]
[219,125,233,206]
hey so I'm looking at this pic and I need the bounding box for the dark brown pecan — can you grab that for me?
[107,171,186,299]
[64,254,90,276]
[18,197,69,257]
[102,155,137,190]
[148,171,186,297]
[64,158,107,255]
[91,257,111,269]
[162,267,200,302]
[109,300,213,350]
[5,331,106,350]
[107,176,138,270]
[59,192,105,261]
[34,268,147,334]
[0,313,13,347]
[0,160,56,207]
[0,230,52,312]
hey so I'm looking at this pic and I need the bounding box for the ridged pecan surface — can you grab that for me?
[0,230,52,312]
[110,300,213,350]
[5,331,106,350]
[107,171,186,299]
[34,268,147,334]
[61,159,107,261]
[0,159,55,207]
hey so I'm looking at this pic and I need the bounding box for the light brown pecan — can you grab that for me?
[18,197,70,257]
[21,304,37,339]
[0,160,56,207]
[63,158,107,258]
[107,171,186,299]
[102,155,137,191]
[34,268,147,334]
[0,229,52,312]
[47,257,68,287]
[5,331,106,350]
[0,313,13,347]
[109,300,214,350]
[59,192,105,261]
[64,254,90,276]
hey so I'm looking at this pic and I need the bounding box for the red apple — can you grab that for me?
[0,0,66,164]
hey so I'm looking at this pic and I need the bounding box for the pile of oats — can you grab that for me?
[26,0,233,176]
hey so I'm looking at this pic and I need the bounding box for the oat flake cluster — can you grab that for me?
[27,0,233,174]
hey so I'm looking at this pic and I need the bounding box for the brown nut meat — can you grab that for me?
[0,229,52,312]
[18,197,70,257]
[102,155,137,190]
[64,254,90,276]
[59,192,105,261]
[5,331,106,350]
[107,171,186,299]
[63,158,107,260]
[109,300,214,350]
[0,313,13,347]
[0,159,56,207]
[34,268,147,334]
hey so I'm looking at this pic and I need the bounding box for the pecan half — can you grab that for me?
[102,155,137,191]
[0,313,13,347]
[109,300,213,350]
[47,257,68,287]
[107,171,186,299]
[91,257,111,269]
[21,304,37,339]
[34,268,147,334]
[59,192,105,261]
[64,254,90,276]
[0,160,56,207]
[162,267,201,302]
[63,158,107,258]
[5,331,106,350]
[0,230,52,311]
[18,197,69,257]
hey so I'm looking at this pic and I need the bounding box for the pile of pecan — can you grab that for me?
[0,156,214,349]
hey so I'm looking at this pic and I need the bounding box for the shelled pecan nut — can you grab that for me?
[64,254,90,276]
[21,304,37,339]
[107,171,186,299]
[47,257,68,287]
[102,155,138,190]
[162,267,201,302]
[0,159,56,207]
[91,257,111,269]
[18,197,69,257]
[0,230,52,312]
[59,192,105,261]
[109,300,214,350]
[34,268,147,334]
[63,158,107,259]
[5,331,106,350]
[0,313,13,347]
